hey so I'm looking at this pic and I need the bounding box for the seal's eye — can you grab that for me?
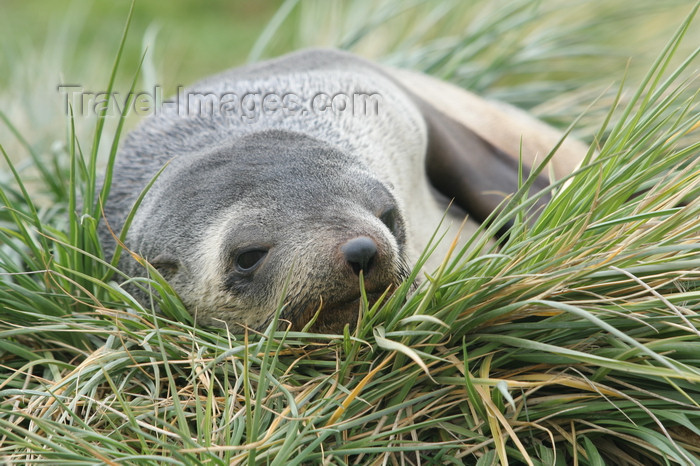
[379,207,399,234]
[378,205,406,246]
[235,248,268,272]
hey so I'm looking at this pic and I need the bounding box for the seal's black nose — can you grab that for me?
[341,236,378,276]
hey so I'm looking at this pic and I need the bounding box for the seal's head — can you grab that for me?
[125,130,410,333]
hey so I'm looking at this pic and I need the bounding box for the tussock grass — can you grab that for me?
[1,1,699,464]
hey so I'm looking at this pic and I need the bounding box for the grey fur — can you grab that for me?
[100,49,586,332]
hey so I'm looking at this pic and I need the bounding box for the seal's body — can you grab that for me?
[101,49,586,332]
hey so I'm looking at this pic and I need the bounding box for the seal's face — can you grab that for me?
[131,131,410,333]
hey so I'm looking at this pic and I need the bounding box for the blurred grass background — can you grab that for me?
[0,1,280,85]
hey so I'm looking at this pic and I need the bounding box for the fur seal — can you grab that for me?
[100,49,587,333]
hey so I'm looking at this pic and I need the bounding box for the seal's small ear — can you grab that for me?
[150,254,179,280]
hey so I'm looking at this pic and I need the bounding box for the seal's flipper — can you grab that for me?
[386,68,588,229]
[416,96,551,227]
